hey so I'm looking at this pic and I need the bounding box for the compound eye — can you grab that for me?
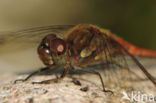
[38,46,54,65]
[50,38,66,55]
[42,34,57,47]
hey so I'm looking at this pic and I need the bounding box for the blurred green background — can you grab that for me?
[0,0,156,50]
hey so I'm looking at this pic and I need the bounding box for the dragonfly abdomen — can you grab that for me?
[110,35,156,58]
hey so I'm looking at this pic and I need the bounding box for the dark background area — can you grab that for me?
[0,0,156,50]
[85,1,156,50]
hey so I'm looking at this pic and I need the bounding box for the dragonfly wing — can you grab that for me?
[117,40,156,86]
[105,37,156,86]
[0,25,74,54]
[0,25,74,73]
[78,31,132,85]
[99,33,132,83]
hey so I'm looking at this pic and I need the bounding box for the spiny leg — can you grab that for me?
[71,66,113,94]
[14,67,49,83]
[32,63,69,84]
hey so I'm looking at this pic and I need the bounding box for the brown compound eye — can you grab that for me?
[42,34,57,47]
[50,38,66,55]
[38,45,54,65]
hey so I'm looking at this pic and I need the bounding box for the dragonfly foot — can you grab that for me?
[103,89,114,95]
[32,79,59,84]
[14,79,26,84]
[72,78,81,86]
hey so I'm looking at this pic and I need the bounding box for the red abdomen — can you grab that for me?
[109,35,156,58]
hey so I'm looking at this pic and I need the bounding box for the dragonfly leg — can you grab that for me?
[14,67,49,84]
[71,66,113,94]
[32,63,69,84]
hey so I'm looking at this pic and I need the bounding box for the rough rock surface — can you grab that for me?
[0,64,156,103]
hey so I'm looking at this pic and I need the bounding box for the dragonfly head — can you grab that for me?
[38,34,67,67]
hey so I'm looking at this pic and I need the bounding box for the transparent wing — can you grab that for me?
[0,25,74,54]
[98,34,132,85]
[99,35,156,86]
[76,31,132,85]
[0,25,74,73]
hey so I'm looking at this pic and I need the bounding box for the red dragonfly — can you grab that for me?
[0,24,155,93]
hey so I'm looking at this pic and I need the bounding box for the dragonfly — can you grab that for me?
[0,24,156,93]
